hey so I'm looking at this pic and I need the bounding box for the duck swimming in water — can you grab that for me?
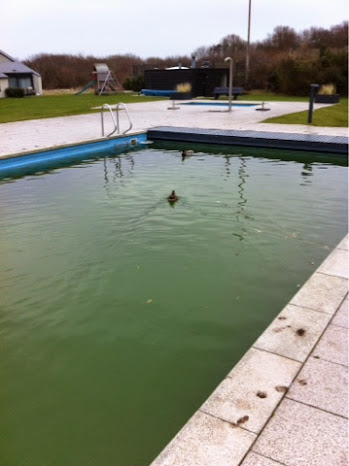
[182,150,194,160]
[167,190,178,203]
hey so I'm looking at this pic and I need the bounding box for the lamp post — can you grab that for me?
[224,57,233,112]
[308,84,319,124]
[246,0,252,84]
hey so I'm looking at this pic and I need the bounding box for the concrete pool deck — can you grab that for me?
[1,98,348,465]
[0,99,348,157]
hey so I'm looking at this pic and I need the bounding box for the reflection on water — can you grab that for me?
[301,162,314,186]
[236,156,248,236]
[0,146,347,466]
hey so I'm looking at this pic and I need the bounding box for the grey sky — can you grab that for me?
[3,0,348,60]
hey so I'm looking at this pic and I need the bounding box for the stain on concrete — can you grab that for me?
[236,415,249,425]
[275,385,288,393]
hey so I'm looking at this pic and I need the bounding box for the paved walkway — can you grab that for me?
[1,100,348,158]
[1,99,348,465]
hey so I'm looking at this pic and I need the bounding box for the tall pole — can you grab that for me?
[245,0,252,84]
[224,57,233,112]
[308,84,319,124]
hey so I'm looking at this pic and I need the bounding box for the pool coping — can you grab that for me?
[1,126,346,175]
[148,126,349,155]
[150,235,348,466]
[0,130,146,160]
[0,131,147,175]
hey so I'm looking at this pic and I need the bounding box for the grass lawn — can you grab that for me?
[262,98,348,127]
[0,93,164,123]
[240,93,309,102]
[219,93,347,127]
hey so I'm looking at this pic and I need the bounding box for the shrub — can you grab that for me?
[123,75,145,92]
[176,82,192,93]
[5,87,25,98]
[318,84,336,95]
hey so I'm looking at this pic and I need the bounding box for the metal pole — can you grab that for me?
[246,0,252,84]
[225,57,233,112]
[308,84,319,124]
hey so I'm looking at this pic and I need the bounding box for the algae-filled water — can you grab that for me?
[0,144,347,466]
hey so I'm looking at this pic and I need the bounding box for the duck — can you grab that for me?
[167,190,178,203]
[182,149,194,159]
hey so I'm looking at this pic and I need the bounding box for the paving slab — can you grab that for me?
[150,411,256,466]
[286,356,348,417]
[253,304,331,362]
[318,247,349,279]
[332,295,348,328]
[290,272,348,315]
[252,398,348,466]
[200,348,300,434]
[241,452,287,466]
[337,236,349,251]
[311,324,348,366]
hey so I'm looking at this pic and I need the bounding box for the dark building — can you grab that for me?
[144,68,229,98]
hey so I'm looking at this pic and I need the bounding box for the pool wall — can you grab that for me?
[148,127,348,155]
[0,132,147,175]
[1,127,347,176]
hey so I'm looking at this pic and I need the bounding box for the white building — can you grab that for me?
[0,50,42,98]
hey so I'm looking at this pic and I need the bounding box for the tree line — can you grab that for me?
[24,22,348,95]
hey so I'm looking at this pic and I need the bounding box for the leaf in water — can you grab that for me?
[146,299,153,304]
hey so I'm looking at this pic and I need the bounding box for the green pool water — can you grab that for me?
[0,144,347,466]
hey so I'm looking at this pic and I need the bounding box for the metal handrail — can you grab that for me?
[101,104,117,137]
[101,103,133,137]
[115,103,133,134]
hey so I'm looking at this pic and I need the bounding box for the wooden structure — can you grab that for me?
[144,68,230,98]
[93,63,121,96]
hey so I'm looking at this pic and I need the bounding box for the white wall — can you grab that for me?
[33,75,42,95]
[0,78,9,98]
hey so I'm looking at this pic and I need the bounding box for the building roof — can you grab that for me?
[0,50,41,77]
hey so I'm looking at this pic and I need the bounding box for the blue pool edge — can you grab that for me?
[0,132,147,173]
[1,127,347,176]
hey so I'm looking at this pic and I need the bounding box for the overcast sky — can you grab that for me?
[3,0,348,60]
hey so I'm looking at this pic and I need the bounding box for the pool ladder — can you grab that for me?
[101,103,133,137]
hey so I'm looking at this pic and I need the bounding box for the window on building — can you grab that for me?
[8,75,33,89]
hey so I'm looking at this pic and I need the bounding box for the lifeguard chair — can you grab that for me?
[93,63,122,96]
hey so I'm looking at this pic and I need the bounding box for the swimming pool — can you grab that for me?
[181,102,257,107]
[1,143,347,465]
